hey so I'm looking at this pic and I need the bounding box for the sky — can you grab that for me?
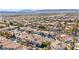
[0,0,79,9]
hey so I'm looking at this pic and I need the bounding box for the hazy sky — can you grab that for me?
[0,0,79,9]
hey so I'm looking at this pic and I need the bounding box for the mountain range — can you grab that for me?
[0,9,79,14]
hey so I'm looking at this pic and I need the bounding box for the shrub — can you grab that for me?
[41,41,51,49]
[38,26,47,30]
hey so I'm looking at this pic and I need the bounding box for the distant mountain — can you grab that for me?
[18,9,33,13]
[35,9,79,13]
[0,9,79,14]
[0,9,18,13]
[0,11,16,13]
[18,9,79,13]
